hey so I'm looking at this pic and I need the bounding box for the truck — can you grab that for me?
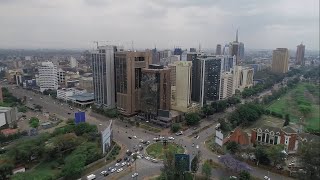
[86,174,96,180]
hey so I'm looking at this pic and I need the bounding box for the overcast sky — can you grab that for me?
[0,0,319,50]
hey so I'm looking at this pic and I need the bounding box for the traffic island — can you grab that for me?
[145,142,185,160]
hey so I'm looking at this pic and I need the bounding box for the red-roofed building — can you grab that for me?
[224,127,250,146]
[0,128,18,136]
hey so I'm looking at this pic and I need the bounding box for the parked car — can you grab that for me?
[175,131,183,136]
[86,174,96,180]
[116,158,122,163]
[264,176,270,180]
[121,162,127,167]
[115,163,120,167]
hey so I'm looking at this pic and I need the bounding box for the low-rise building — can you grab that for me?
[56,88,86,102]
[78,77,93,93]
[0,107,17,128]
[251,125,298,154]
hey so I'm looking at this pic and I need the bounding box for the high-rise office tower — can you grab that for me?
[190,48,197,52]
[220,72,234,100]
[169,61,192,112]
[187,53,201,102]
[91,45,117,108]
[223,55,236,72]
[223,44,231,55]
[216,44,222,55]
[140,64,171,120]
[38,62,58,92]
[115,51,152,116]
[151,48,160,64]
[230,29,243,64]
[295,43,305,65]
[198,56,223,106]
[239,42,245,60]
[69,56,78,68]
[272,48,289,74]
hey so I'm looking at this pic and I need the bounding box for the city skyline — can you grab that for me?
[0,0,319,50]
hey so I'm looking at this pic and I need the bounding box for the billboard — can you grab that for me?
[74,111,86,124]
[101,120,113,154]
[175,154,190,171]
[215,130,224,146]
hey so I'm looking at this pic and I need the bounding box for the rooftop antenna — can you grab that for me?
[131,40,134,51]
[236,28,239,42]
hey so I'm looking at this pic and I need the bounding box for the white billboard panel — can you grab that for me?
[101,120,113,154]
[0,113,6,127]
[215,130,224,147]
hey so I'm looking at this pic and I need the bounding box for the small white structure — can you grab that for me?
[215,130,224,147]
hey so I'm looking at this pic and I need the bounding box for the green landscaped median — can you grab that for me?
[146,142,184,160]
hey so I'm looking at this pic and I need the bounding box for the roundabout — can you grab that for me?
[146,142,185,160]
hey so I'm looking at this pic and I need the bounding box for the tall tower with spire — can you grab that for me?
[236,28,238,43]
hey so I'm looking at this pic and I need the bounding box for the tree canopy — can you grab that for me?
[185,112,200,126]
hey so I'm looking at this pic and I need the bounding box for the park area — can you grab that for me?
[267,82,319,132]
[146,142,184,160]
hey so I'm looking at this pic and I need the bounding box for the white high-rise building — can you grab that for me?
[69,56,78,68]
[220,72,234,100]
[91,46,117,108]
[38,62,58,92]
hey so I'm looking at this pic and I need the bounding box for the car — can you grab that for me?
[145,156,151,160]
[153,137,159,141]
[137,155,141,159]
[193,127,198,130]
[159,136,165,140]
[100,171,108,176]
[117,168,123,173]
[133,136,137,139]
[175,131,183,136]
[67,112,71,115]
[121,162,127,166]
[108,167,113,171]
[132,172,139,178]
[288,163,295,167]
[124,157,128,161]
[263,176,270,180]
[194,135,199,139]
[151,159,158,163]
[192,143,195,147]
[128,136,132,139]
[196,145,199,149]
[127,162,131,166]
[146,141,151,145]
[87,174,96,180]
[140,154,144,158]
[139,139,144,143]
[103,173,109,177]
[127,151,132,156]
[116,158,122,163]
[111,168,116,173]
[168,137,174,140]
[139,146,144,151]
[115,163,120,167]
[126,158,131,162]
[215,123,221,130]
[229,176,237,179]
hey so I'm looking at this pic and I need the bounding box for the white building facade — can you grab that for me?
[56,88,87,101]
[38,62,58,92]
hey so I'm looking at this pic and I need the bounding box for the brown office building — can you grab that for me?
[295,43,305,65]
[115,51,152,116]
[140,64,171,122]
[272,48,289,74]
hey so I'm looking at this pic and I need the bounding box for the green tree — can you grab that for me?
[239,170,251,180]
[297,141,320,179]
[0,157,14,179]
[267,144,285,166]
[29,117,40,128]
[201,161,212,179]
[73,122,97,136]
[226,141,240,154]
[283,114,290,127]
[191,154,199,173]
[171,123,181,133]
[202,104,214,116]
[185,112,200,126]
[254,146,270,166]
[62,153,86,179]
[218,118,231,132]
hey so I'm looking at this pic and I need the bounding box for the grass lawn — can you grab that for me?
[267,83,320,131]
[146,142,184,160]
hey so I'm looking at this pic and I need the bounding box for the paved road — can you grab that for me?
[3,84,293,180]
